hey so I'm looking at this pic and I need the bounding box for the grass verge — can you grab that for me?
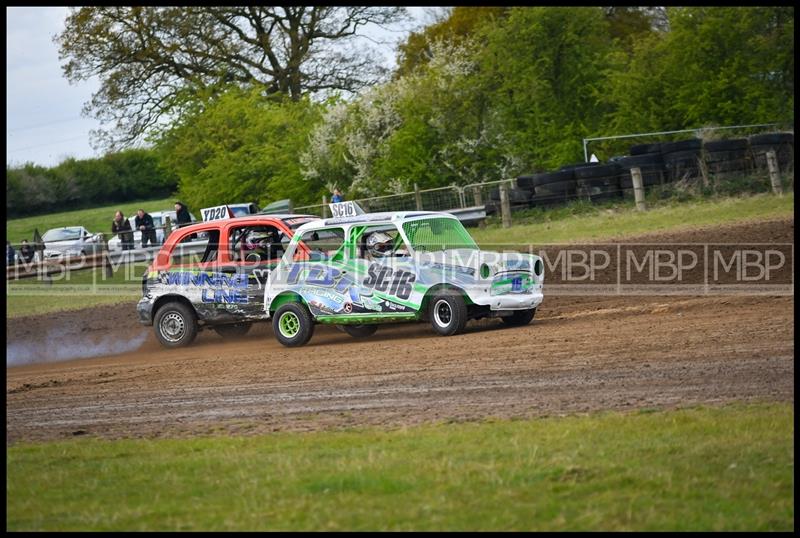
[6,402,793,531]
[471,192,793,245]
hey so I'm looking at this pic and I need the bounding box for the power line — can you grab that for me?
[7,135,89,153]
[6,116,86,133]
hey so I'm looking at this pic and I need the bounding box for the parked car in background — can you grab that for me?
[108,210,198,251]
[41,226,103,258]
[200,203,260,221]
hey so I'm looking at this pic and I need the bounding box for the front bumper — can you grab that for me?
[484,291,543,310]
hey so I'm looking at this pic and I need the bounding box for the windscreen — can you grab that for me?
[402,217,478,252]
[42,228,82,241]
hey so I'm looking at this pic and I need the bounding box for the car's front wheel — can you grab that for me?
[429,290,468,336]
[154,301,198,348]
[213,322,252,338]
[339,324,378,338]
[273,303,315,347]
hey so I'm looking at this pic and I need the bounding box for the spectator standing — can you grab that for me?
[135,209,157,248]
[174,201,197,240]
[112,210,134,250]
[7,241,16,265]
[332,188,343,203]
[174,201,192,228]
[19,239,35,263]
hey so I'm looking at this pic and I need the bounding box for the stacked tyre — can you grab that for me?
[660,139,703,183]
[531,170,578,207]
[488,182,533,214]
[748,132,794,172]
[617,153,664,193]
[703,138,750,176]
[573,163,622,203]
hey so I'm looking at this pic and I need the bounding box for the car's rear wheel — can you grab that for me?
[154,301,197,348]
[213,322,252,338]
[429,291,468,336]
[273,303,315,347]
[501,308,536,327]
[339,324,378,338]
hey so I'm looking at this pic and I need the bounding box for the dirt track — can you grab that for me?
[6,217,795,444]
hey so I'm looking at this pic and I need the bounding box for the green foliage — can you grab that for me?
[605,7,794,133]
[478,7,617,169]
[157,88,324,209]
[6,149,177,218]
[6,403,794,530]
[394,7,509,78]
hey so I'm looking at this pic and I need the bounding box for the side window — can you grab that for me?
[169,230,220,267]
[357,226,410,261]
[229,225,285,263]
[296,228,345,261]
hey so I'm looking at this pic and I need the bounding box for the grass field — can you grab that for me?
[5,191,793,318]
[471,192,794,245]
[6,403,793,531]
[6,196,176,244]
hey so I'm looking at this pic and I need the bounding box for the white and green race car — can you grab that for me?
[264,203,544,347]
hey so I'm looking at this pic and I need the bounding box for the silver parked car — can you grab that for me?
[41,226,103,258]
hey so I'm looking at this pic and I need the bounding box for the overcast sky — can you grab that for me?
[6,6,440,168]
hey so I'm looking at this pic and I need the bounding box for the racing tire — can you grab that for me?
[154,301,198,348]
[501,308,536,327]
[339,324,378,338]
[213,322,252,338]
[429,290,468,336]
[273,303,315,347]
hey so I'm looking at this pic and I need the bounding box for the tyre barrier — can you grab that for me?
[663,149,703,183]
[616,153,664,189]
[491,132,793,217]
[703,138,751,175]
[748,132,794,171]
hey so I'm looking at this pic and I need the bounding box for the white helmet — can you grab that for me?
[366,231,393,258]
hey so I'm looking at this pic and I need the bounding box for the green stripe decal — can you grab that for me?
[316,313,418,324]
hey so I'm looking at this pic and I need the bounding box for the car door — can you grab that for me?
[223,220,291,320]
[346,224,419,318]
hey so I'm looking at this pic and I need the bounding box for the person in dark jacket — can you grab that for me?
[174,201,192,228]
[112,210,134,250]
[135,209,157,248]
[7,241,16,265]
[174,201,197,239]
[19,239,35,263]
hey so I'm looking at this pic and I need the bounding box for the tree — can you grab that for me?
[605,6,794,133]
[156,88,324,210]
[394,7,508,78]
[478,7,617,168]
[56,6,408,149]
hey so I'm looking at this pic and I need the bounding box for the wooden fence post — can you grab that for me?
[499,180,512,228]
[766,150,783,195]
[100,233,113,278]
[631,167,647,212]
[322,195,329,218]
[472,186,482,207]
[414,183,423,210]
[164,216,172,240]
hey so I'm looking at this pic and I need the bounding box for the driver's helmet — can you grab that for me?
[366,231,393,258]
[244,230,274,251]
